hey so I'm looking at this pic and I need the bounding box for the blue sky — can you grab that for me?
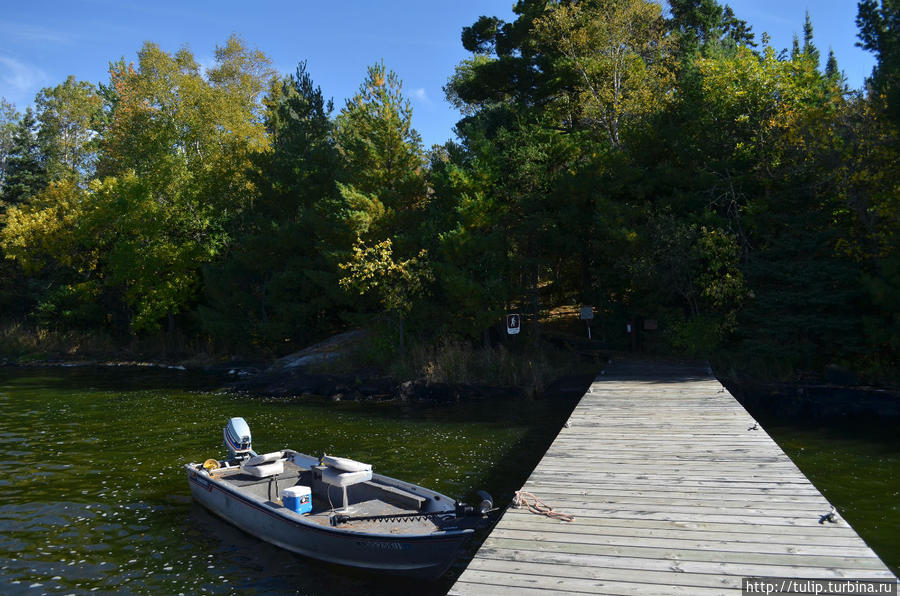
[0,1,876,148]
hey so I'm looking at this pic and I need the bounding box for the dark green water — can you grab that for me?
[756,416,900,577]
[0,367,578,595]
[1,368,897,595]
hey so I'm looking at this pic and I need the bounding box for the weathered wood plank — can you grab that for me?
[497,511,865,538]
[465,557,745,589]
[453,568,738,595]
[524,478,826,494]
[494,517,870,547]
[467,547,899,580]
[503,495,835,516]
[486,528,876,557]
[508,485,830,503]
[450,362,896,594]
[479,536,888,569]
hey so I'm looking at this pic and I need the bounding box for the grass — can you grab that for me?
[300,324,602,395]
[392,337,600,395]
[0,321,228,366]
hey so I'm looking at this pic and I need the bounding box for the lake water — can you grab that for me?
[1,367,896,595]
[754,414,899,577]
[0,367,578,595]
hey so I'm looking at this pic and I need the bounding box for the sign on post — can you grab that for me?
[580,306,594,339]
[506,314,521,335]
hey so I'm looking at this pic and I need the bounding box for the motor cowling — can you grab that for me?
[455,490,495,518]
[224,417,255,460]
[477,490,494,515]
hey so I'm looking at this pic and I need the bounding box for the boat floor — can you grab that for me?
[212,460,448,535]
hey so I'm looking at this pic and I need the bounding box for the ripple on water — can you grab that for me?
[0,367,578,594]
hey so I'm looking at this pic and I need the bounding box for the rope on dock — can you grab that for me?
[513,491,575,522]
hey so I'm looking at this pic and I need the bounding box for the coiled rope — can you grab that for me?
[513,491,575,522]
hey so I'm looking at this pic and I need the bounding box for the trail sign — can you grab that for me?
[506,314,521,335]
[580,306,594,339]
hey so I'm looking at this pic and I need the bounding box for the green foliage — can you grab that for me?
[0,12,897,387]
[1,109,48,209]
[339,238,433,351]
[857,0,900,123]
[35,76,102,182]
[0,98,20,198]
[197,61,345,349]
[668,0,756,52]
[334,62,426,244]
[339,238,432,315]
[532,0,677,146]
[1,36,275,335]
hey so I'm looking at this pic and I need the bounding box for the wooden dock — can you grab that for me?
[450,361,897,595]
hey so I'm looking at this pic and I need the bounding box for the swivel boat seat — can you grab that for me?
[319,455,373,512]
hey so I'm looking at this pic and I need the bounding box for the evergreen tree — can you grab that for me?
[825,48,844,86]
[668,0,755,53]
[1,109,48,209]
[0,99,19,198]
[856,0,900,123]
[199,62,345,349]
[334,62,431,351]
[334,61,426,247]
[802,10,820,66]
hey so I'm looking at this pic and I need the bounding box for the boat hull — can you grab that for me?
[187,467,471,579]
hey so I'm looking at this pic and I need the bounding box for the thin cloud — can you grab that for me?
[0,56,48,95]
[412,87,431,105]
[0,23,74,45]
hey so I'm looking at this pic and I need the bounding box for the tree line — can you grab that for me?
[0,0,897,382]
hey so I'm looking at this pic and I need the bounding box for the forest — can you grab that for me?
[0,0,897,385]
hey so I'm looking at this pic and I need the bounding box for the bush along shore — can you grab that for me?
[226,330,602,403]
[0,326,601,403]
[3,323,897,414]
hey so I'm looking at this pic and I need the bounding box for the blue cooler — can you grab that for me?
[282,485,312,514]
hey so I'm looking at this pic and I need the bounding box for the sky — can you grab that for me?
[0,1,877,149]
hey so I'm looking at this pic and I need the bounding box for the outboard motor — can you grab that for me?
[455,490,495,519]
[476,490,494,516]
[224,417,256,461]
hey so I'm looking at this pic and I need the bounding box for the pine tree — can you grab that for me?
[825,48,843,85]
[334,62,426,246]
[802,10,820,66]
[1,109,47,209]
[856,0,900,123]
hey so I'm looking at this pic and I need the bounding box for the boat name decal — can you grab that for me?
[355,540,410,551]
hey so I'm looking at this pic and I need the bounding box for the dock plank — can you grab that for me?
[450,362,897,594]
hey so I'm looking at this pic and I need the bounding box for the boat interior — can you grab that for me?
[206,456,456,535]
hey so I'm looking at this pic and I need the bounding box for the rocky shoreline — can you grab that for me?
[5,341,896,414]
[1,355,596,405]
[226,364,597,403]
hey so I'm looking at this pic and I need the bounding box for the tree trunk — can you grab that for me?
[531,260,540,339]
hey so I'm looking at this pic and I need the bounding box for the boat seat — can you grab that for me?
[320,458,373,511]
[321,467,372,487]
[242,451,285,478]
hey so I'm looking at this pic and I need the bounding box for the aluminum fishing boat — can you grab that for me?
[186,417,491,579]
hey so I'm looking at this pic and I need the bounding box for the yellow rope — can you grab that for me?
[513,490,575,522]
